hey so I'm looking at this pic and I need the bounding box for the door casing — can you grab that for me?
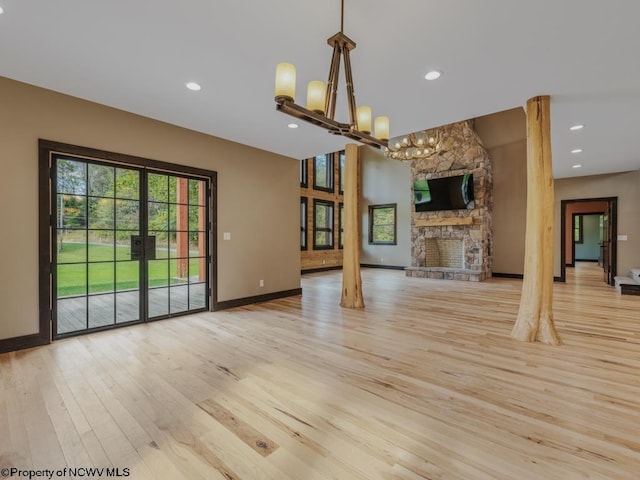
[39,139,218,342]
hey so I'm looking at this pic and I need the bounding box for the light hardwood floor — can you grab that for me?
[1,263,639,479]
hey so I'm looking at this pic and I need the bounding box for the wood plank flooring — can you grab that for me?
[1,263,639,479]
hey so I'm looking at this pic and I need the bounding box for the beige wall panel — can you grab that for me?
[0,76,300,340]
[489,140,527,275]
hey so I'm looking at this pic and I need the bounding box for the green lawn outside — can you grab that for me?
[57,243,203,297]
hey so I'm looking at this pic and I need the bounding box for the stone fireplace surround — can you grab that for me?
[405,120,492,282]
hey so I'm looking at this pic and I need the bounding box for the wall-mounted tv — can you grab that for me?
[414,173,474,212]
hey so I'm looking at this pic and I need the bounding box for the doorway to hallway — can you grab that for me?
[561,197,617,286]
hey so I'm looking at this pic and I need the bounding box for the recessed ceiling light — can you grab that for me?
[570,124,584,131]
[571,148,583,154]
[0,6,4,14]
[287,123,299,129]
[424,70,442,81]
[185,82,201,91]
[572,164,582,169]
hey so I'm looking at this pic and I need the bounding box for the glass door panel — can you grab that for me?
[53,156,209,338]
[146,174,208,320]
[54,156,143,337]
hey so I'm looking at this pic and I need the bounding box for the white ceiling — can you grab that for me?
[1,0,639,179]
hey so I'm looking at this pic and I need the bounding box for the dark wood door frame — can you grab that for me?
[571,211,604,264]
[39,140,218,345]
[560,197,617,285]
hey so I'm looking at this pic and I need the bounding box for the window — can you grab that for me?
[313,153,334,192]
[300,197,308,250]
[313,199,334,249]
[339,202,344,249]
[300,158,308,187]
[338,150,346,194]
[574,214,583,244]
[369,204,397,245]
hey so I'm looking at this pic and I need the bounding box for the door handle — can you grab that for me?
[130,235,156,260]
[131,235,143,260]
[145,236,156,260]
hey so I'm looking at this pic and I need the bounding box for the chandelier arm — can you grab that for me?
[342,46,358,130]
[275,100,386,149]
[325,43,342,120]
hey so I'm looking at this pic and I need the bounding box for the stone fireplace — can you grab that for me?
[405,120,492,281]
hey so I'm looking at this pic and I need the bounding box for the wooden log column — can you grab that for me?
[340,144,365,308]
[512,96,562,345]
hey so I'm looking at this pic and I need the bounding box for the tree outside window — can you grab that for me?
[369,204,397,245]
[300,197,308,250]
[313,200,334,249]
[313,154,334,192]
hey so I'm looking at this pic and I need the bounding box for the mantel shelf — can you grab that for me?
[414,217,475,227]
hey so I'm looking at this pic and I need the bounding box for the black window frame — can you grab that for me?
[313,199,334,250]
[313,153,334,193]
[300,196,308,251]
[369,203,398,245]
[338,150,346,195]
[300,158,308,188]
[338,202,344,249]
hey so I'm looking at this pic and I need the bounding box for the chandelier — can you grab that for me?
[384,129,443,162]
[274,0,389,149]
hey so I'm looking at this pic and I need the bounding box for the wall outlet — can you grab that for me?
[259,279,264,288]
[618,234,628,241]
[223,232,231,240]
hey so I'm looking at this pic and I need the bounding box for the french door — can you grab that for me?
[52,154,212,338]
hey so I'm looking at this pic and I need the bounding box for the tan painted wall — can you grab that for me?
[475,108,527,275]
[555,171,640,277]
[0,76,300,341]
[487,140,527,274]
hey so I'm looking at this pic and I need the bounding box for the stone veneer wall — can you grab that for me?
[406,120,493,281]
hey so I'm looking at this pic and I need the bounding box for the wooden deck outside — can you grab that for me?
[1,263,638,479]
[57,284,207,334]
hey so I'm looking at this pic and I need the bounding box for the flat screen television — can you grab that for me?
[414,173,474,212]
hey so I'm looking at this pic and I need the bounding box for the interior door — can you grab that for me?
[52,156,210,338]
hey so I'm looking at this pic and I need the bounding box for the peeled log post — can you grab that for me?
[340,144,365,309]
[511,96,562,345]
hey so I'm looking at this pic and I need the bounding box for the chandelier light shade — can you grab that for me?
[356,106,372,134]
[384,129,443,162]
[306,80,327,114]
[274,0,388,149]
[275,63,297,102]
[374,116,390,141]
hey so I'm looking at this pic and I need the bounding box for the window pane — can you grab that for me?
[370,204,397,244]
[314,154,333,190]
[373,225,395,243]
[57,195,86,229]
[300,198,307,250]
[116,168,139,200]
[339,151,345,192]
[147,173,168,202]
[88,164,115,197]
[313,200,334,248]
[57,159,86,195]
[315,231,332,246]
[88,197,114,229]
